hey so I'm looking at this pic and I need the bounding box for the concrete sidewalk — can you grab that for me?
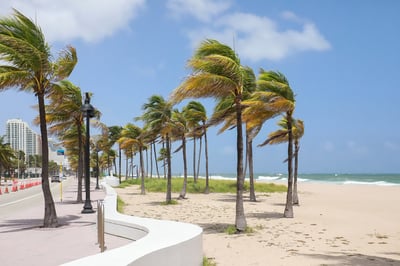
[0,177,130,266]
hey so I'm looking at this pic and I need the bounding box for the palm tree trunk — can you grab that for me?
[38,93,58,228]
[118,146,122,183]
[284,112,294,218]
[196,135,202,180]
[145,148,149,177]
[235,97,246,231]
[139,147,145,195]
[293,141,300,205]
[166,134,172,203]
[248,138,256,202]
[204,126,210,194]
[150,144,153,178]
[193,136,196,182]
[125,154,128,179]
[179,137,188,199]
[162,140,166,179]
[153,142,160,178]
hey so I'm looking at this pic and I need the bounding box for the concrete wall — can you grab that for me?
[62,183,203,266]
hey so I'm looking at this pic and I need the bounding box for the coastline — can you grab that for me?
[115,182,400,265]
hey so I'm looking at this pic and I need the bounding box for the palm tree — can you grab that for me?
[260,118,304,205]
[108,126,123,182]
[257,70,295,218]
[170,39,248,231]
[139,95,174,203]
[183,101,209,191]
[0,136,15,183]
[0,10,77,227]
[43,80,85,202]
[118,123,146,194]
[183,101,203,183]
[171,108,189,198]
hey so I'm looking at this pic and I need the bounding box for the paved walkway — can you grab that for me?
[0,177,130,266]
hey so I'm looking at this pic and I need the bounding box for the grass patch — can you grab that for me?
[160,199,178,205]
[120,177,286,194]
[117,196,126,213]
[203,257,217,266]
[224,225,255,235]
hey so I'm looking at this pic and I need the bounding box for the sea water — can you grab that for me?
[206,173,400,186]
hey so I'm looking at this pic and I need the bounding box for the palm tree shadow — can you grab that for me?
[216,195,236,203]
[196,222,233,234]
[0,215,94,234]
[247,211,283,219]
[300,251,400,266]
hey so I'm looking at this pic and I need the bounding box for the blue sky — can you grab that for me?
[1,0,399,174]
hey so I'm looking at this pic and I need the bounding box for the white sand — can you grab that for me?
[115,182,400,266]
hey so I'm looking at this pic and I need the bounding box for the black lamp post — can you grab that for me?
[81,92,95,214]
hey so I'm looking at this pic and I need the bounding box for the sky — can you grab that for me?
[0,0,399,174]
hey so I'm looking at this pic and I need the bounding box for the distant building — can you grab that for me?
[4,119,69,177]
[5,118,41,158]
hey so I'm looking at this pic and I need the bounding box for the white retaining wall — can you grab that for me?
[62,183,203,266]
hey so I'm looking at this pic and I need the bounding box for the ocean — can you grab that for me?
[206,173,400,186]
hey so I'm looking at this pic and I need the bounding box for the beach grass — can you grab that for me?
[117,195,126,213]
[119,177,286,194]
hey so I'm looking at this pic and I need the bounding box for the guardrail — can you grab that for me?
[62,182,203,266]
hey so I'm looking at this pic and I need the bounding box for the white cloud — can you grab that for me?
[184,10,331,61]
[0,0,146,43]
[166,0,231,22]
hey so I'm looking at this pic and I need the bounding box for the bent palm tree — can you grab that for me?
[260,118,304,205]
[139,95,174,203]
[118,123,146,194]
[43,80,85,202]
[0,10,77,227]
[171,39,248,231]
[171,108,189,199]
[257,70,295,218]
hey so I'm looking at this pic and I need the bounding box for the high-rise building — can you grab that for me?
[5,118,41,158]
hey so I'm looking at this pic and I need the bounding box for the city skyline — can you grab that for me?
[0,1,399,174]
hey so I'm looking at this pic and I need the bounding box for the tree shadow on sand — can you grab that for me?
[246,211,283,219]
[299,251,400,266]
[196,222,233,234]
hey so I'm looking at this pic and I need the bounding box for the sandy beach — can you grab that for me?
[115,182,400,266]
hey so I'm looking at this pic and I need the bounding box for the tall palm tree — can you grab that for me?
[118,123,146,194]
[171,108,189,198]
[43,80,85,202]
[183,101,209,190]
[260,118,304,205]
[170,39,248,231]
[139,95,174,202]
[257,70,295,218]
[242,85,293,201]
[0,10,77,227]
[108,126,123,182]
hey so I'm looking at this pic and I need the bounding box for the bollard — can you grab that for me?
[97,200,106,252]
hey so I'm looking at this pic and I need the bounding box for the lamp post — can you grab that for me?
[81,92,95,214]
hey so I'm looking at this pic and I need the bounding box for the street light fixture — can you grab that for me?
[81,92,95,214]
